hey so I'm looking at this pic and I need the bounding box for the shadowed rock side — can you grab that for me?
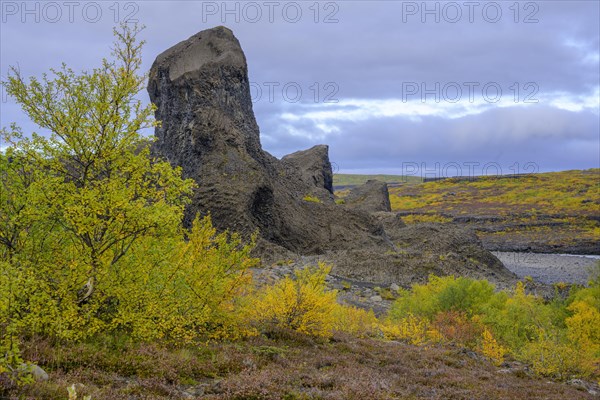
[148,26,516,286]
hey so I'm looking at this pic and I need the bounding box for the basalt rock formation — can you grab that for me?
[148,26,383,255]
[148,26,517,286]
[345,180,392,212]
[282,145,334,202]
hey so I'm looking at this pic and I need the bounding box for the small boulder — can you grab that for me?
[372,212,406,240]
[20,364,48,381]
[31,365,49,381]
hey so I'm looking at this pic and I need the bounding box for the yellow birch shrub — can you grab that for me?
[111,216,257,343]
[567,300,600,349]
[247,263,337,338]
[520,328,581,379]
[480,328,507,366]
[564,299,600,377]
[332,305,379,338]
[0,26,268,383]
[380,315,441,345]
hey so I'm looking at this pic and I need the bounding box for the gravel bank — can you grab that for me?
[493,252,600,285]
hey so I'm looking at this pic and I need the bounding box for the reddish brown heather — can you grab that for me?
[7,333,597,400]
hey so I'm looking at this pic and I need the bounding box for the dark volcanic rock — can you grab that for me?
[326,224,518,289]
[148,26,384,254]
[148,26,271,237]
[282,145,334,194]
[371,212,407,240]
[345,180,392,212]
[148,26,517,288]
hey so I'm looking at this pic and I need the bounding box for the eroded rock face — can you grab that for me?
[148,26,384,254]
[149,26,262,173]
[282,145,334,194]
[345,180,392,212]
[149,27,269,236]
[148,26,516,287]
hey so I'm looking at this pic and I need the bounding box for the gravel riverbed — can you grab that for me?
[493,252,600,285]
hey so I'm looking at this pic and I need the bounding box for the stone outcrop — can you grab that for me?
[344,180,392,212]
[282,145,334,194]
[148,26,271,236]
[324,223,516,288]
[148,26,517,287]
[148,26,384,255]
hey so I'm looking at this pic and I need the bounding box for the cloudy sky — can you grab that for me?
[1,1,599,176]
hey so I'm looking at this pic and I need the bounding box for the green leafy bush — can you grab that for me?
[0,25,257,382]
[387,274,600,379]
[389,275,498,320]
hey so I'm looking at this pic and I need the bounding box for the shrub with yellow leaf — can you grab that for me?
[247,263,337,338]
[0,25,257,381]
[112,216,257,343]
[386,272,600,380]
[380,315,441,345]
[520,328,581,378]
[332,304,379,338]
[564,293,600,377]
[480,328,507,366]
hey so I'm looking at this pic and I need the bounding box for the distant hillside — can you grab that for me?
[389,169,599,216]
[387,169,600,254]
[333,174,422,189]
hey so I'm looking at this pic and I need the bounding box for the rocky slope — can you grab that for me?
[148,26,517,288]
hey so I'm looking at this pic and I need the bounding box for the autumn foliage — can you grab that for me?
[247,263,337,338]
[1,24,598,392]
[0,25,253,378]
[387,273,600,379]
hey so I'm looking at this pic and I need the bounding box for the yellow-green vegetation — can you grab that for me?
[247,263,337,338]
[386,271,600,379]
[62,248,600,382]
[302,194,322,203]
[2,25,598,396]
[0,25,253,383]
[390,171,599,216]
[402,214,453,224]
[388,171,600,245]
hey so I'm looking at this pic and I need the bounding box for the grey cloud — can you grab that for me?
[260,105,599,172]
[1,1,598,172]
